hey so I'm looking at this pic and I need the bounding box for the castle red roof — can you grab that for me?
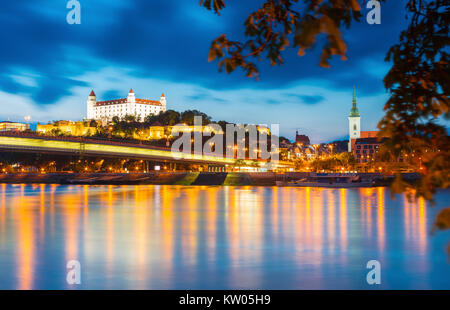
[89,90,96,96]
[95,98,161,106]
[136,98,162,106]
[94,90,162,106]
[96,98,127,106]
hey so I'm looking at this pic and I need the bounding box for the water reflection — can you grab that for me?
[0,184,448,289]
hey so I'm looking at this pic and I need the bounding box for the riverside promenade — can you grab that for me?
[0,172,413,186]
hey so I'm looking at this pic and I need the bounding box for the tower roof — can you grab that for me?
[129,88,134,94]
[349,86,360,117]
[161,93,165,97]
[89,90,96,96]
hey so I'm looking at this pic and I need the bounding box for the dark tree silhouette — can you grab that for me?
[203,0,449,202]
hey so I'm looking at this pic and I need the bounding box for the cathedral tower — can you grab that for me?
[348,86,360,152]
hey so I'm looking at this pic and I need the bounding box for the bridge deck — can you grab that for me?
[0,133,293,168]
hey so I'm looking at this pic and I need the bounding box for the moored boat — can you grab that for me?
[277,173,377,188]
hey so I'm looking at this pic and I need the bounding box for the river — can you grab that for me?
[0,184,448,289]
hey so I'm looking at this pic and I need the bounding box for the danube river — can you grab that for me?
[0,184,449,289]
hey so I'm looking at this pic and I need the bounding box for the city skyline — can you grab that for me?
[0,1,409,143]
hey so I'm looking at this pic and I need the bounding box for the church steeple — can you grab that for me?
[349,86,360,117]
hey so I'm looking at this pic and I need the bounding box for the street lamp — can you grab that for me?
[313,144,319,158]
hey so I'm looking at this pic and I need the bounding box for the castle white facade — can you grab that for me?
[86,89,166,122]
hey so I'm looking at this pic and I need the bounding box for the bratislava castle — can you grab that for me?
[87,89,167,122]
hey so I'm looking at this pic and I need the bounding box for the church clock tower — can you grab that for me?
[348,86,360,152]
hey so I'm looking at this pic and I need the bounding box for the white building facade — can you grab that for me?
[348,86,361,152]
[87,89,166,122]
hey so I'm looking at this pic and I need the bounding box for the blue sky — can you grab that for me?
[0,0,410,143]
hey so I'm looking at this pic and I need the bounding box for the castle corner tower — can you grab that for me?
[87,90,96,119]
[160,93,166,112]
[348,86,360,152]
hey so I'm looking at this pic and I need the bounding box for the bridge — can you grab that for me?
[0,133,293,169]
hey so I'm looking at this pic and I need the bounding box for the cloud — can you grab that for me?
[0,0,409,142]
[0,65,389,143]
[286,94,324,105]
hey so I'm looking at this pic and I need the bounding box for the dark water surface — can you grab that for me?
[0,184,448,289]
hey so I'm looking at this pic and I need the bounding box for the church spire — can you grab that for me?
[349,85,360,117]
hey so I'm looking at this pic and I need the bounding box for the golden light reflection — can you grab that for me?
[360,188,375,236]
[134,185,149,275]
[312,188,324,261]
[106,185,114,272]
[272,187,279,241]
[49,184,57,236]
[0,184,438,289]
[63,189,81,263]
[403,194,427,255]
[17,184,34,289]
[377,187,385,250]
[0,184,6,240]
[161,185,174,273]
[327,190,336,250]
[206,187,218,262]
[182,187,200,265]
[339,189,347,251]
[39,184,46,242]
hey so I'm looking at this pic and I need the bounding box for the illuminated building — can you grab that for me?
[86,89,167,122]
[295,131,310,145]
[348,87,381,152]
[353,137,386,163]
[0,121,28,132]
[37,120,98,136]
[348,86,361,152]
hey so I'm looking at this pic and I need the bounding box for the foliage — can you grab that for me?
[144,110,181,126]
[203,0,449,202]
[181,110,212,125]
[205,0,368,78]
[378,0,449,201]
[111,114,145,139]
[307,152,356,171]
[434,208,450,231]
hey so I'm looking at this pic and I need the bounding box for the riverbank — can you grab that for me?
[0,172,416,186]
